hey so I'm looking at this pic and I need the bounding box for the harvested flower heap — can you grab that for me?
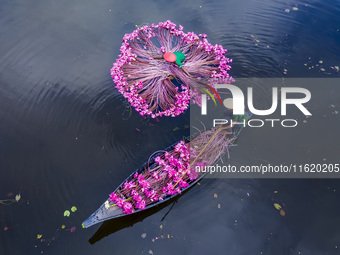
[111,20,234,118]
[106,125,234,214]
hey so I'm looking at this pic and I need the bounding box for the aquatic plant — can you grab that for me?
[111,20,234,118]
[107,125,235,214]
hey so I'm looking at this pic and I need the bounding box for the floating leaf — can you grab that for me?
[292,7,298,11]
[141,233,147,238]
[15,194,21,202]
[70,226,76,233]
[4,226,8,231]
[64,210,70,217]
[71,206,77,213]
[148,250,154,255]
[280,209,286,216]
[274,191,278,194]
[61,225,65,229]
[37,234,42,239]
[217,204,221,209]
[274,203,282,210]
[331,66,340,72]
[213,193,218,198]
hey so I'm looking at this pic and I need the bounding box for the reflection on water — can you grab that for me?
[89,191,180,245]
[1,0,340,254]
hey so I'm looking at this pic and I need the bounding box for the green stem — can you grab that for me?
[109,196,133,207]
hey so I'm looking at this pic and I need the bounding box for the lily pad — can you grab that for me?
[64,210,70,217]
[71,206,77,213]
[274,203,282,210]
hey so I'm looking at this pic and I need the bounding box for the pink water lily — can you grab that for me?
[123,181,136,190]
[111,20,233,118]
[136,200,146,210]
[116,198,125,207]
[107,124,237,215]
[109,192,117,202]
[122,202,134,214]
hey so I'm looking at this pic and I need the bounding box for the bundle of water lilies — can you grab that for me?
[82,19,245,228]
[105,124,234,215]
[111,20,234,118]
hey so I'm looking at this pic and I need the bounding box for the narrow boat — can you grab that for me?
[82,113,250,228]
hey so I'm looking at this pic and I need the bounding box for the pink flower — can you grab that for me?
[123,181,136,190]
[151,172,159,179]
[145,189,158,201]
[179,180,189,188]
[130,189,138,197]
[111,20,233,118]
[115,198,125,208]
[139,179,150,189]
[137,174,144,182]
[131,189,142,202]
[167,168,178,178]
[109,192,118,202]
[162,182,179,195]
[136,200,146,210]
[123,202,134,214]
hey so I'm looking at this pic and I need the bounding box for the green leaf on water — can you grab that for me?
[15,194,21,202]
[71,206,77,213]
[274,203,282,210]
[64,210,70,217]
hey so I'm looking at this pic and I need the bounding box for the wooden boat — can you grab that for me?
[82,114,250,228]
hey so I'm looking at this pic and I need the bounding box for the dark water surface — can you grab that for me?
[1,0,339,254]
